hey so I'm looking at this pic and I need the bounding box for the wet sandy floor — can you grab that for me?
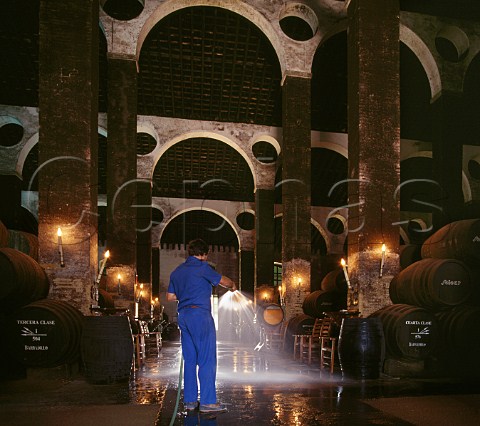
[1,340,479,425]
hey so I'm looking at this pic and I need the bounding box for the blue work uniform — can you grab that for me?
[168,256,221,405]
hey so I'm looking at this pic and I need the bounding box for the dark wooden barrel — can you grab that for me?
[0,248,50,311]
[338,317,385,380]
[258,303,284,327]
[0,220,8,247]
[389,258,472,310]
[369,304,438,360]
[436,305,480,378]
[7,230,39,260]
[320,269,348,293]
[436,305,480,351]
[7,299,84,367]
[302,290,347,317]
[399,244,422,270]
[421,219,480,266]
[81,315,134,384]
[283,314,316,353]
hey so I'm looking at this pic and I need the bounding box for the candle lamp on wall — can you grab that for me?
[91,250,110,307]
[297,277,302,295]
[340,258,352,289]
[379,243,386,278]
[117,274,121,295]
[95,250,110,285]
[278,285,285,306]
[134,283,143,319]
[57,228,65,267]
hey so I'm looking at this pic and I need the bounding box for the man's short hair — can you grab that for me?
[187,239,209,256]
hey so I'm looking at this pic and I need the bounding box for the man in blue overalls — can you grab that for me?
[167,239,237,414]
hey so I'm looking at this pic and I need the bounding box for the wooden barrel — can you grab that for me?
[369,304,438,360]
[320,269,348,293]
[302,290,347,318]
[338,317,385,379]
[389,258,472,310]
[7,299,84,367]
[421,219,480,266]
[258,303,284,327]
[0,248,50,311]
[7,230,39,260]
[81,315,134,384]
[0,220,8,247]
[283,314,316,353]
[436,305,480,378]
[436,305,480,351]
[399,244,422,270]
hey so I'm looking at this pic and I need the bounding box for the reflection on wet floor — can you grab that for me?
[2,337,478,426]
[127,338,479,426]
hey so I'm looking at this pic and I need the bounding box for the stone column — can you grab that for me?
[431,91,465,228]
[347,0,400,317]
[136,178,152,316]
[38,0,99,315]
[240,249,254,296]
[0,175,23,230]
[105,54,138,314]
[281,74,311,321]
[255,188,275,288]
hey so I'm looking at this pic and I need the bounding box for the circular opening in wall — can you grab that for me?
[252,141,278,164]
[435,25,469,62]
[236,211,255,231]
[101,0,144,21]
[137,132,157,155]
[0,118,24,147]
[468,155,480,180]
[326,215,345,235]
[152,208,164,226]
[279,3,318,41]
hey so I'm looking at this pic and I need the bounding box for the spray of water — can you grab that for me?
[217,291,258,344]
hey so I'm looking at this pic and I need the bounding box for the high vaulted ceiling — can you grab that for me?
[1,1,480,246]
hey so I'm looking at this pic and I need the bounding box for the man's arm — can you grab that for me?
[219,276,237,292]
[166,292,177,302]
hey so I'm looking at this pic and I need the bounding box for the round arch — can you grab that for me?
[150,130,257,189]
[400,23,442,101]
[401,150,472,202]
[158,206,241,250]
[136,0,285,75]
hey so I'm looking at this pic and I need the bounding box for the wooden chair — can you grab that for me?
[265,321,288,351]
[132,320,147,367]
[294,318,323,364]
[319,318,337,374]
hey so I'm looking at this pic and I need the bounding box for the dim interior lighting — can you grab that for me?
[379,243,386,277]
[57,227,65,267]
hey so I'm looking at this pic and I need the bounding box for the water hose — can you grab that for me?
[169,353,184,426]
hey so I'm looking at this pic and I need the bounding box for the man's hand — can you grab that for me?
[220,275,237,292]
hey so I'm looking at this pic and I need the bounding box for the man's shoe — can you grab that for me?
[199,403,227,413]
[185,401,199,411]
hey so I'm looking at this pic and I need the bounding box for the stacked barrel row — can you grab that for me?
[0,220,83,379]
[302,268,348,317]
[370,219,480,378]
